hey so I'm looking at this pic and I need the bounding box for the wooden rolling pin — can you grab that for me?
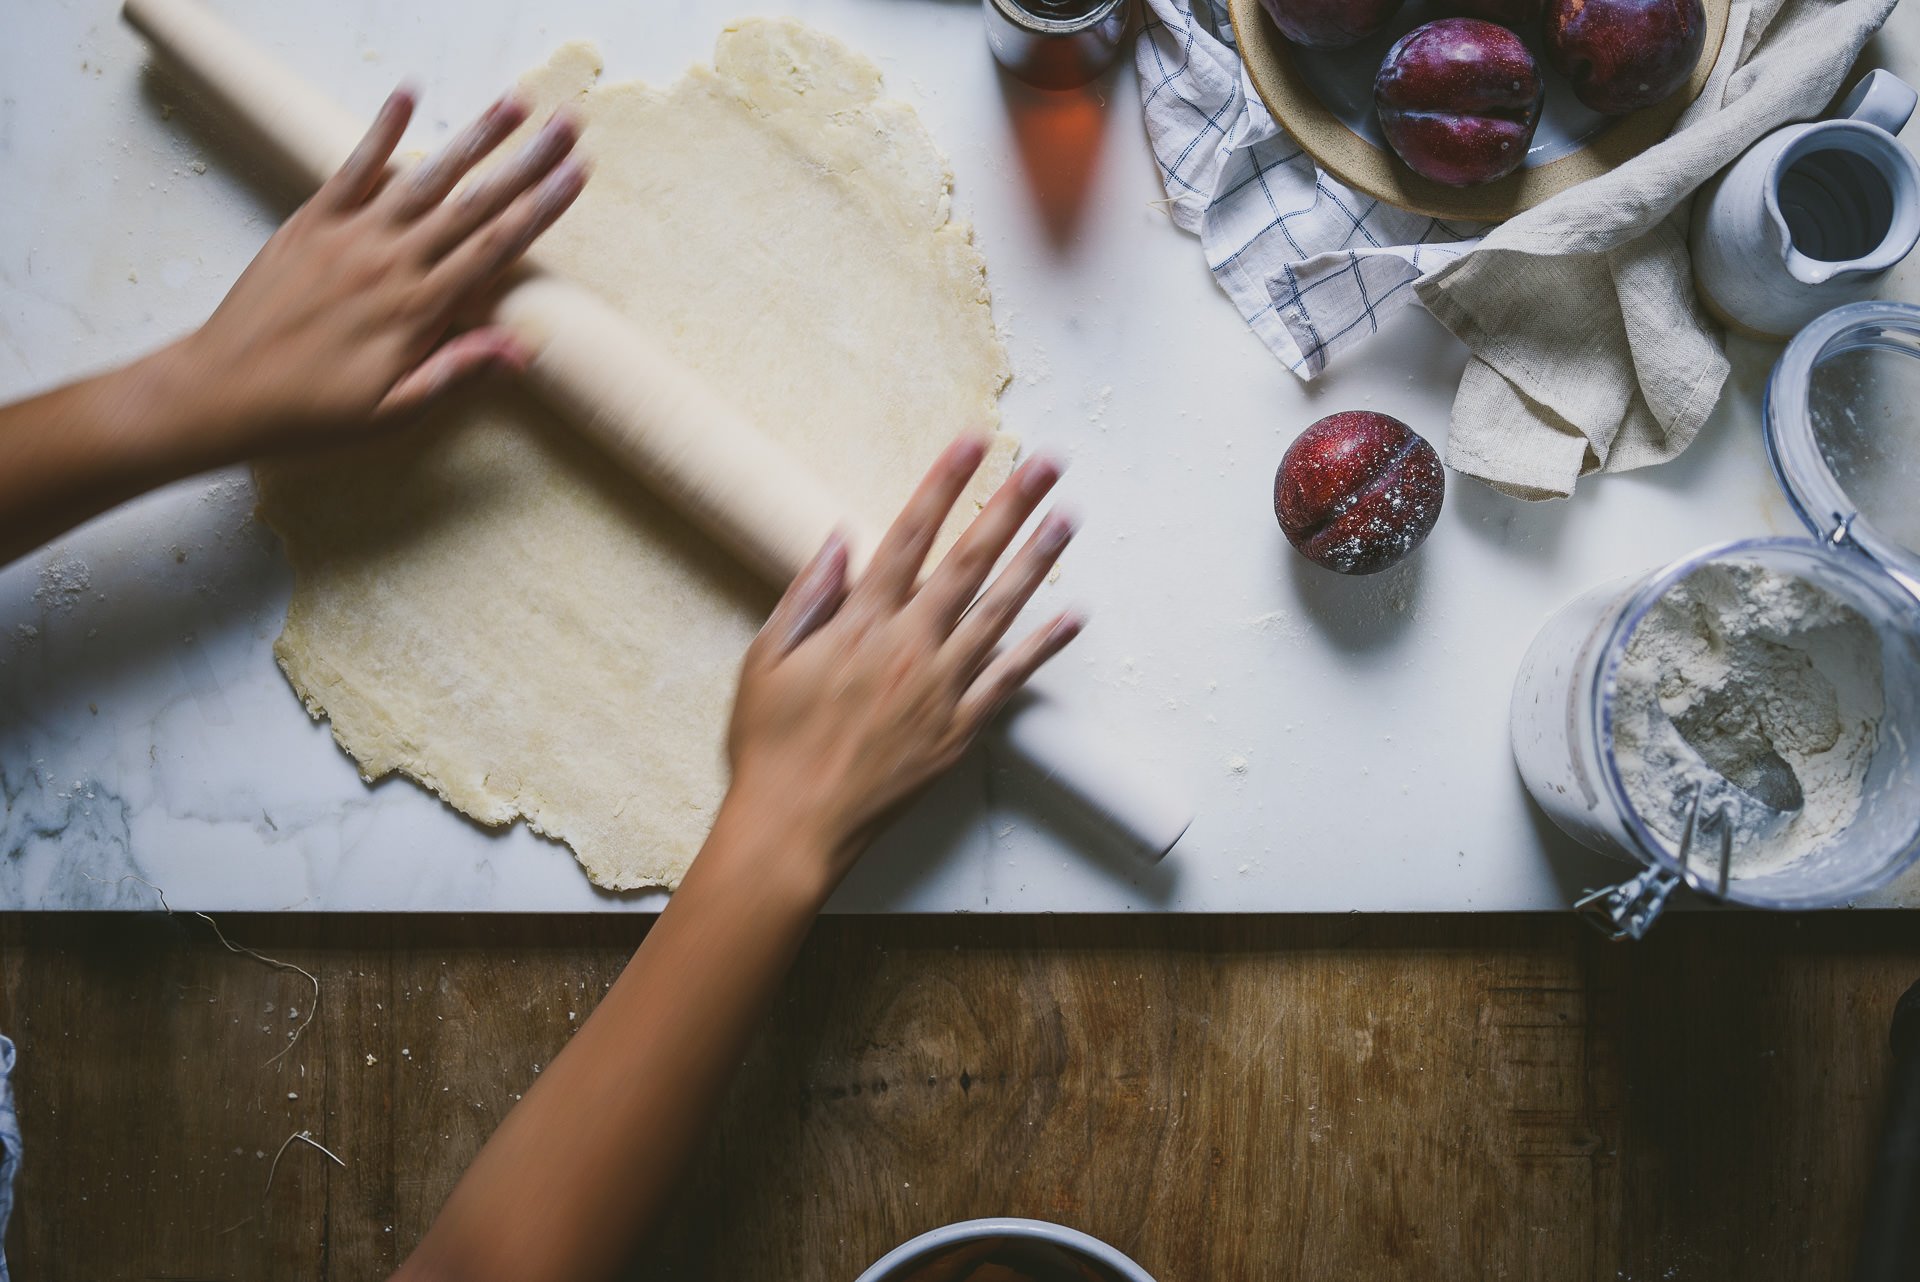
[122,0,1193,859]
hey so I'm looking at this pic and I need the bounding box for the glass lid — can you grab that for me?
[1765,301,1920,603]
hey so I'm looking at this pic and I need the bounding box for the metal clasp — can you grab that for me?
[1575,866,1683,941]
[1575,781,1733,941]
[1830,512,1860,553]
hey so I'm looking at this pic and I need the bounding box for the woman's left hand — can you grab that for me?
[169,85,587,456]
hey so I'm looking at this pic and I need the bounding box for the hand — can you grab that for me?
[397,438,1079,1282]
[725,434,1084,888]
[166,85,586,457]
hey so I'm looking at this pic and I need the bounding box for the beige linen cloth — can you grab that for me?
[1419,0,1901,499]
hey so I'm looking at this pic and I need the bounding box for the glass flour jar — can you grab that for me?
[1511,302,1920,937]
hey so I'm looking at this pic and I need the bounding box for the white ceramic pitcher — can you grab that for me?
[1692,69,1920,341]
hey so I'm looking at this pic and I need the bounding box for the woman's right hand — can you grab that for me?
[724,433,1083,892]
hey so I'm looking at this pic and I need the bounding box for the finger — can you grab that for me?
[953,610,1085,737]
[852,433,988,608]
[373,327,532,419]
[384,93,530,222]
[752,532,850,663]
[422,156,588,313]
[414,111,580,258]
[912,453,1062,631]
[943,508,1075,675]
[314,86,415,213]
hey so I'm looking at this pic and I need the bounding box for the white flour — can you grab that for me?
[1612,561,1883,878]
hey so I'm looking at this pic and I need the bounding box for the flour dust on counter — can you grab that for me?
[256,20,1015,891]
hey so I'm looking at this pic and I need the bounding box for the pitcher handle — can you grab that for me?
[1840,69,1917,136]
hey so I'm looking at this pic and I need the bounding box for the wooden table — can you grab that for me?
[3,912,1913,1279]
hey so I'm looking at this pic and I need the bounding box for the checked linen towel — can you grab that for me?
[1135,0,1481,382]
[1137,0,1900,498]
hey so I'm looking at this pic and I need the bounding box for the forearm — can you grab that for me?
[396,790,840,1282]
[0,340,237,568]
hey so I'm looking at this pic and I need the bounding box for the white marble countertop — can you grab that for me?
[3,0,1916,911]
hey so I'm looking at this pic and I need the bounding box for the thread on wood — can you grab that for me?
[81,872,320,1065]
[264,1128,345,1202]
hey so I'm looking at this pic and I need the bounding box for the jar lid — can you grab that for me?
[1764,301,1920,603]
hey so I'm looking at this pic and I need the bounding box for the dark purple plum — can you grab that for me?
[1545,0,1705,115]
[1259,0,1407,49]
[1275,412,1445,575]
[1374,19,1544,187]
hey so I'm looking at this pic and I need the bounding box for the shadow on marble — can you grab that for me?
[1451,473,1576,563]
[138,62,309,217]
[0,471,287,724]
[1623,399,1765,503]
[1523,787,1643,911]
[827,749,999,911]
[984,751,1184,907]
[1285,549,1424,655]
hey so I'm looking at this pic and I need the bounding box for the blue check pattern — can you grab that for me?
[1137,0,1483,376]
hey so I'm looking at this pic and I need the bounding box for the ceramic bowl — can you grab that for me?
[853,1217,1157,1282]
[1227,0,1731,220]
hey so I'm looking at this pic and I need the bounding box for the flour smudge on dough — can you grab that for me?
[257,20,1014,889]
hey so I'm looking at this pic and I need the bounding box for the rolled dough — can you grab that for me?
[256,20,1014,890]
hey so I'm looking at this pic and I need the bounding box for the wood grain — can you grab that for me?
[0,913,1912,1280]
